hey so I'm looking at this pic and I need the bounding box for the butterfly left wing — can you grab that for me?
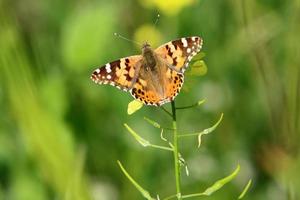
[91,55,142,91]
[155,36,203,73]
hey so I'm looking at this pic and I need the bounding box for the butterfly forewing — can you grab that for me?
[91,55,142,91]
[155,36,203,73]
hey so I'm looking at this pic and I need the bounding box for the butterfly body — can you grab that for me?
[91,36,203,106]
[142,43,157,71]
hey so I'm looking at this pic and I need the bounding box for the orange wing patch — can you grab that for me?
[165,69,184,101]
[130,79,163,106]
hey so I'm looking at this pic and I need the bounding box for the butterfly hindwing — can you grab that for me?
[130,68,184,106]
[91,55,142,91]
[155,36,203,73]
[165,68,184,101]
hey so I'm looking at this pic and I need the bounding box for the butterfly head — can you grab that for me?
[142,42,151,50]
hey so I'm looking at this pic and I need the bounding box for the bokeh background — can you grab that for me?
[1,0,299,199]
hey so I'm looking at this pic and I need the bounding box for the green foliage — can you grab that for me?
[0,0,299,199]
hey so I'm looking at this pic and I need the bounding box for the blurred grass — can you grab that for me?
[0,0,299,199]
[0,5,90,200]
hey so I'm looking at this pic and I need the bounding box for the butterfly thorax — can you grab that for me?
[142,43,157,71]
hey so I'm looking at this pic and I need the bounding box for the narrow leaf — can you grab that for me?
[124,124,172,151]
[144,117,161,128]
[117,161,155,200]
[198,99,206,106]
[127,100,143,115]
[202,164,240,196]
[238,179,252,199]
[124,124,150,146]
[198,113,223,147]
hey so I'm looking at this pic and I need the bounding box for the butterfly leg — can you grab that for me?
[156,55,184,74]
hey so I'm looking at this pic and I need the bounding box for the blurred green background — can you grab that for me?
[0,0,299,199]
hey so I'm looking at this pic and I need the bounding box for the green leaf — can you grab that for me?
[181,164,240,199]
[192,52,206,61]
[198,113,223,148]
[202,164,240,196]
[238,179,252,199]
[127,100,144,115]
[197,99,206,106]
[123,124,173,151]
[144,117,161,128]
[124,124,150,147]
[188,60,207,76]
[117,161,155,200]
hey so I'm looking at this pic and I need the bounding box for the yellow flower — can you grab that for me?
[140,0,194,16]
[134,24,162,48]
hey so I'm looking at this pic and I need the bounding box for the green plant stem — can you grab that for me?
[176,102,199,110]
[171,101,182,199]
[160,106,173,118]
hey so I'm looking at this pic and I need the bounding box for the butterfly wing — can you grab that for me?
[155,36,203,73]
[91,55,142,91]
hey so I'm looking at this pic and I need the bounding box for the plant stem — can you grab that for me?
[160,106,173,118]
[171,101,182,199]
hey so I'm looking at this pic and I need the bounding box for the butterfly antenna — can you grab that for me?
[154,14,160,27]
[114,33,142,46]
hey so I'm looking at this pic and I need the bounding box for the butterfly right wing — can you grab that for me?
[91,55,142,91]
[155,36,203,73]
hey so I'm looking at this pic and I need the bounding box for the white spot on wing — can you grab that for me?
[105,63,112,73]
[187,48,191,53]
[95,69,100,73]
[181,38,188,47]
[107,75,112,79]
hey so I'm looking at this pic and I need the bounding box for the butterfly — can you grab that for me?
[91,36,203,106]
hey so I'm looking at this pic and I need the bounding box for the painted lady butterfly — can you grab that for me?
[91,36,203,106]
